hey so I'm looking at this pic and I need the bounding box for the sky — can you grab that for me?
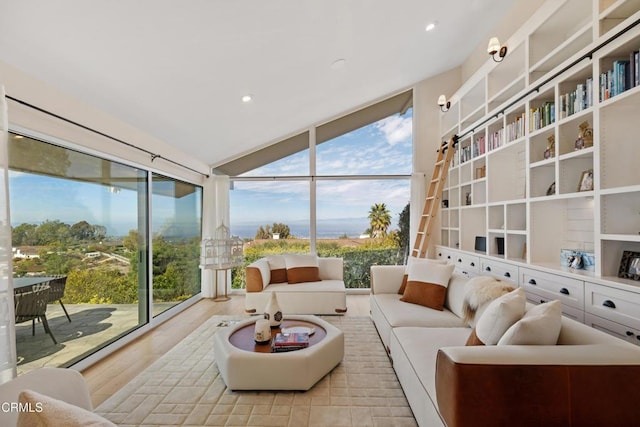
[8,109,412,238]
[230,110,413,230]
[9,171,201,237]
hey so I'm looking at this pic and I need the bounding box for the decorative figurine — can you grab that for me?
[575,121,593,150]
[543,135,555,159]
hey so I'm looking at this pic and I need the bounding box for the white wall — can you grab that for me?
[461,0,546,82]
[411,68,461,252]
[0,60,208,184]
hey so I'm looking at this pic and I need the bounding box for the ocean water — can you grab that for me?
[231,218,372,239]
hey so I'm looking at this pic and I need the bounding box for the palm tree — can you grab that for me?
[368,203,392,238]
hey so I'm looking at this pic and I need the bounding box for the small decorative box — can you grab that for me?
[561,249,595,272]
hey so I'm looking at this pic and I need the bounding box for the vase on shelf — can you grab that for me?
[264,292,283,328]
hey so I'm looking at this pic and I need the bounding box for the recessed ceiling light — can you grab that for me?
[241,94,253,103]
[331,58,346,70]
[425,22,436,32]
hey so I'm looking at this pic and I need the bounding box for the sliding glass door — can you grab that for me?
[151,173,202,316]
[7,133,202,373]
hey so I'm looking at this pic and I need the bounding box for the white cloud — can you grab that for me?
[375,115,412,146]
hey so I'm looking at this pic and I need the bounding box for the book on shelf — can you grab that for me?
[600,52,639,101]
[271,332,309,352]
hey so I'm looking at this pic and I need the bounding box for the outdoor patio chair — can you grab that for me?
[14,284,58,345]
[48,275,71,322]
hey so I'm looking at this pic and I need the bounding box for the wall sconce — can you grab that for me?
[487,37,508,62]
[437,95,450,112]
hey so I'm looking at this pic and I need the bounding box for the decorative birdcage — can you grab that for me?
[200,223,243,269]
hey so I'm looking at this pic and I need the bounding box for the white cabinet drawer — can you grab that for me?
[481,259,518,285]
[584,313,640,346]
[520,268,584,310]
[452,253,480,275]
[435,247,453,263]
[585,282,640,330]
[526,291,584,323]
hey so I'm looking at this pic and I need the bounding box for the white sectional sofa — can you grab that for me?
[245,254,347,315]
[370,264,640,427]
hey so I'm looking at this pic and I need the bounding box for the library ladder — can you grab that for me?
[412,135,457,258]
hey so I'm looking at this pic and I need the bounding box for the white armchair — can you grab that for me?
[0,367,93,426]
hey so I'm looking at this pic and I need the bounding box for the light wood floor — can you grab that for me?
[81,294,371,407]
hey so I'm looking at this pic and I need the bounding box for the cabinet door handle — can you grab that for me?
[457,258,462,263]
[447,255,451,259]
[626,331,634,337]
[559,288,569,295]
[504,272,511,278]
[470,262,475,267]
[602,300,616,309]
[528,279,536,285]
[438,253,442,257]
[485,266,491,272]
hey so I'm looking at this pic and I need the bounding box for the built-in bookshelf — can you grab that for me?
[437,0,640,344]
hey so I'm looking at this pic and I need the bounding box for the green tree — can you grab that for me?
[255,223,291,239]
[12,223,37,246]
[70,220,95,241]
[271,223,291,239]
[34,220,71,246]
[255,225,270,239]
[368,203,392,238]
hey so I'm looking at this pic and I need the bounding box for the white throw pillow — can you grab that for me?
[400,261,455,310]
[398,257,447,294]
[498,300,562,345]
[474,287,526,345]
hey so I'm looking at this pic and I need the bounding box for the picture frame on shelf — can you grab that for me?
[618,251,640,281]
[578,169,594,192]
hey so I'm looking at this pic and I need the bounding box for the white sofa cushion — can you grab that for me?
[374,294,466,329]
[498,300,562,345]
[472,287,526,345]
[245,279,347,314]
[390,326,471,426]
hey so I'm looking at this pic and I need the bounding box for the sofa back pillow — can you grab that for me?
[466,287,526,345]
[284,254,321,284]
[266,255,288,283]
[498,300,562,345]
[398,257,447,294]
[444,272,469,319]
[245,259,271,292]
[400,261,455,310]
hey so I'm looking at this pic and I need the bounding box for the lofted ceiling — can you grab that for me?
[0,0,516,170]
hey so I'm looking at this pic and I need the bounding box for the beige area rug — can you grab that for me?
[96,316,417,427]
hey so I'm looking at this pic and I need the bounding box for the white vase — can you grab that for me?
[264,292,283,328]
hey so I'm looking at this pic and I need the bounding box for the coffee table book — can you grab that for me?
[271,332,309,352]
